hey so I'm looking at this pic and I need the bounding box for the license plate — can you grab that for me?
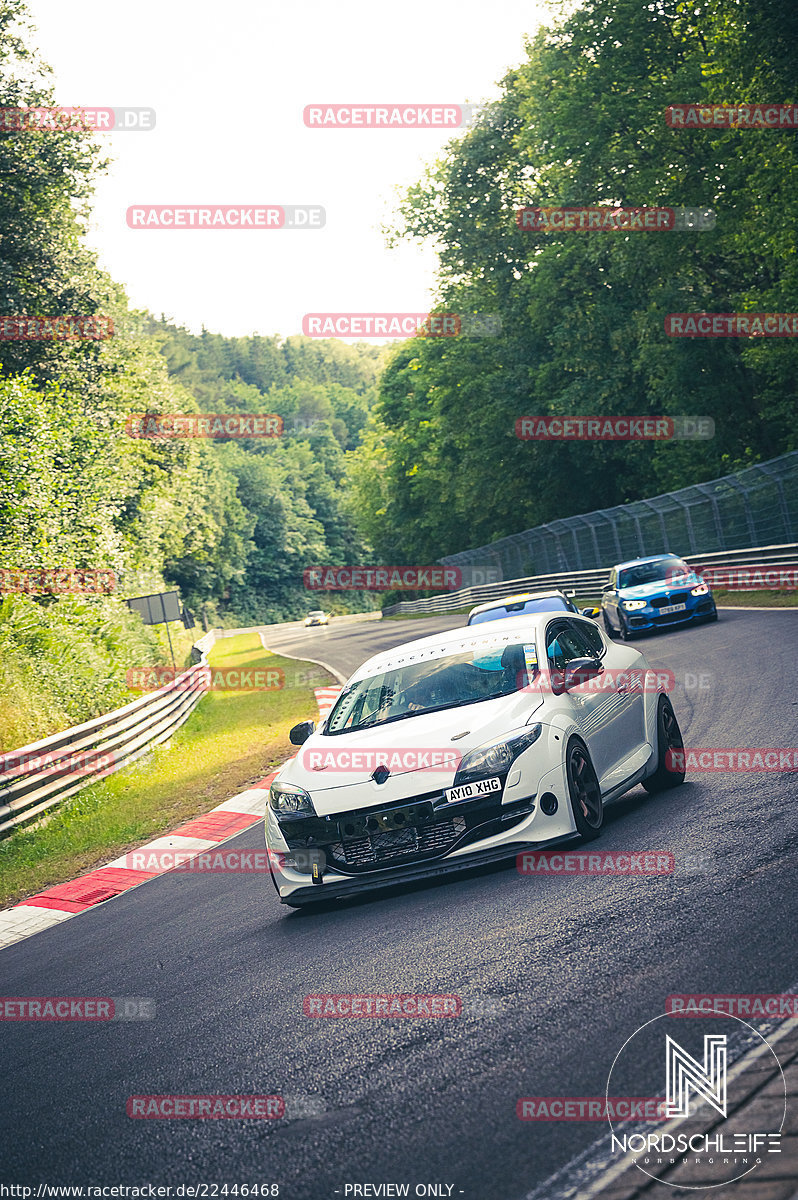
[660,602,687,614]
[445,777,502,804]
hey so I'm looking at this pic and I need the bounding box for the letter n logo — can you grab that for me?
[665,1034,727,1118]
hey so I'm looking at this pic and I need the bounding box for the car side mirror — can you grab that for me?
[289,720,316,745]
[564,657,603,691]
[601,584,612,592]
[581,607,600,619]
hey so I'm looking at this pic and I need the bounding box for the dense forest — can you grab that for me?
[0,0,386,630]
[348,0,798,563]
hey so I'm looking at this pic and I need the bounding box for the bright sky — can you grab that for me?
[23,0,550,339]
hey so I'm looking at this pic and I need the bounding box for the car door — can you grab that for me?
[576,616,647,755]
[602,568,620,628]
[544,617,618,785]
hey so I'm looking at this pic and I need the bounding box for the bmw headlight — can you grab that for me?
[269,781,316,817]
[690,583,709,596]
[623,600,647,610]
[453,725,543,787]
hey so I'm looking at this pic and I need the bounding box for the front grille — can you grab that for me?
[328,815,467,869]
[650,592,688,609]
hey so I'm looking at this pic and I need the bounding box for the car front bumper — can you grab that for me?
[621,597,716,632]
[265,760,577,905]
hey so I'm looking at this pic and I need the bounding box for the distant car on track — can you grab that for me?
[303,610,330,627]
[466,590,600,626]
[265,612,685,907]
[601,554,717,640]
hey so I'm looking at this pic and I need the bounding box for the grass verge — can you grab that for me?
[714,590,798,607]
[0,633,334,909]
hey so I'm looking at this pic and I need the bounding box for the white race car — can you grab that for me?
[265,613,685,907]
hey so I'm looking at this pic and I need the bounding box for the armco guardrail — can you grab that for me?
[0,615,381,837]
[0,654,212,838]
[382,543,798,616]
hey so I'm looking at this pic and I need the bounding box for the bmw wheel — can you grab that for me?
[566,738,603,840]
[618,612,633,641]
[603,611,617,638]
[643,695,685,793]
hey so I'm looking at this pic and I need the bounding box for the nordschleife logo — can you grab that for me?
[606,1012,785,1189]
[665,1034,727,1119]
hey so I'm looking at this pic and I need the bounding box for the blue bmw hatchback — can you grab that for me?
[601,554,717,640]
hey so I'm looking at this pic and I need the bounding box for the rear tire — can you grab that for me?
[642,694,685,793]
[566,738,603,840]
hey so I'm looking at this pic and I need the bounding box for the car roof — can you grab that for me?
[467,589,569,617]
[612,554,683,570]
[351,611,595,681]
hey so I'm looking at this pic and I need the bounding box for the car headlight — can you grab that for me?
[690,584,709,596]
[453,725,543,787]
[623,600,647,610]
[269,781,316,816]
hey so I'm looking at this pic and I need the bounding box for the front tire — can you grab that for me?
[618,612,633,641]
[566,738,603,840]
[643,694,685,793]
[603,611,617,638]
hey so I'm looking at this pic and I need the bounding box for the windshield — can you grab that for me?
[326,642,536,734]
[618,558,690,589]
[469,596,568,624]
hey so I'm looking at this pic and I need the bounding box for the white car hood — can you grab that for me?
[280,691,544,815]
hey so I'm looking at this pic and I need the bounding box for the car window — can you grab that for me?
[618,558,689,588]
[468,596,568,625]
[546,620,574,671]
[546,619,603,670]
[570,619,605,658]
[326,641,535,734]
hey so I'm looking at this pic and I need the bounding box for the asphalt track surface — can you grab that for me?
[2,609,798,1198]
